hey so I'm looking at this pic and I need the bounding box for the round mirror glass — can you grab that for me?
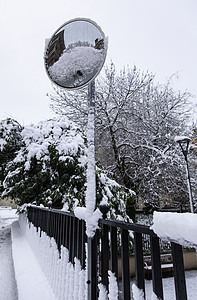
[44,18,107,89]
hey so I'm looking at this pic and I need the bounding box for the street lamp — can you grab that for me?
[175,136,194,213]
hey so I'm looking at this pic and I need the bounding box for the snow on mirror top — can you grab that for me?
[45,19,107,89]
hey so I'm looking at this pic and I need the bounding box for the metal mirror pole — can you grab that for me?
[44,18,107,300]
[87,79,97,300]
[86,79,96,216]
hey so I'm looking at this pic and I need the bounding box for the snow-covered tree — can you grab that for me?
[117,80,193,207]
[0,118,23,195]
[48,63,195,209]
[1,117,135,221]
[2,117,87,208]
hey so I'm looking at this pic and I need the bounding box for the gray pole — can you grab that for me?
[176,137,194,213]
[87,80,97,300]
[86,79,96,224]
[184,157,194,213]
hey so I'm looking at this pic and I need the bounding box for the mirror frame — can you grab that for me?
[44,18,107,90]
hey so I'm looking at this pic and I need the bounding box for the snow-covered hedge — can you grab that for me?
[0,118,23,194]
[2,117,87,209]
[0,117,135,222]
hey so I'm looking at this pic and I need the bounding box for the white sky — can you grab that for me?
[0,0,197,125]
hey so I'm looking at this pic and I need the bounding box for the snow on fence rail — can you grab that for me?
[22,205,193,300]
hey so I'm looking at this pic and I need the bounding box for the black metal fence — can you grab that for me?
[27,206,188,300]
[27,206,86,268]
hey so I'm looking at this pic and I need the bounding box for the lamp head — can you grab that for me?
[175,136,191,159]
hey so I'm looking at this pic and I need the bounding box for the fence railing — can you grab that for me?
[27,206,86,269]
[26,206,188,300]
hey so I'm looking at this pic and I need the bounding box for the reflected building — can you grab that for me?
[46,30,65,68]
[95,38,104,50]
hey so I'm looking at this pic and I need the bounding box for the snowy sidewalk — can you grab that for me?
[0,208,56,300]
[0,226,18,300]
[11,220,56,300]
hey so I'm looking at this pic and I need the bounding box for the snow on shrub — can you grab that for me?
[2,116,87,209]
[1,117,135,222]
[96,168,135,222]
[0,118,23,194]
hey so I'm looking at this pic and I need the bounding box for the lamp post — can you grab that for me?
[175,136,194,213]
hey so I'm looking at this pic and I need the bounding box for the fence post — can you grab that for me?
[110,226,118,280]
[101,223,109,288]
[134,232,145,296]
[72,217,77,261]
[150,236,163,299]
[171,242,187,300]
[69,216,73,263]
[87,232,99,300]
[121,229,130,300]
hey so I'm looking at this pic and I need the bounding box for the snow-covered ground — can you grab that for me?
[0,207,55,300]
[0,207,18,300]
[129,270,197,300]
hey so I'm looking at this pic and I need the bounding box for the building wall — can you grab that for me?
[0,197,17,208]
[116,250,197,279]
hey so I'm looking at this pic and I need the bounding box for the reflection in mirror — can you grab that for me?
[45,19,107,89]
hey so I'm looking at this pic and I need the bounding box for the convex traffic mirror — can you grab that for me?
[44,18,107,89]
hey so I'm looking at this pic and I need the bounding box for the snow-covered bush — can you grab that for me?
[1,117,135,221]
[0,118,23,195]
[2,117,87,208]
[96,168,135,221]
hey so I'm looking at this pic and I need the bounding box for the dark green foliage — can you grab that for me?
[0,117,135,222]
[0,118,23,194]
[2,117,87,209]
